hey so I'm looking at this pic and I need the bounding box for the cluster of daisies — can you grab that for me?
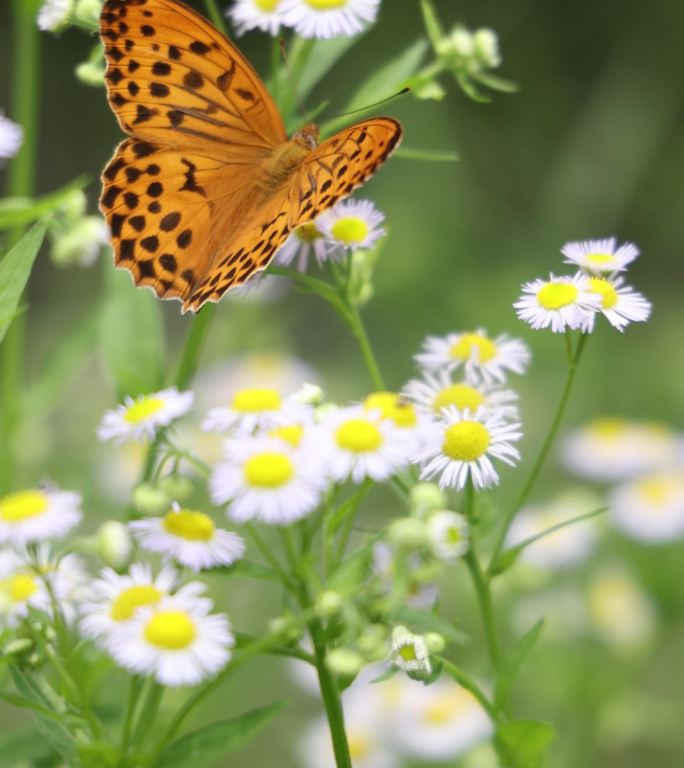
[515,237,651,333]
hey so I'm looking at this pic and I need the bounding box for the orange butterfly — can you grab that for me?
[99,0,402,313]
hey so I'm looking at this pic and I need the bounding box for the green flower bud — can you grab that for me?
[51,216,108,268]
[158,474,194,503]
[4,638,34,657]
[268,615,303,644]
[74,0,103,30]
[409,482,446,517]
[132,483,170,516]
[473,28,501,68]
[356,624,388,658]
[315,590,344,618]
[75,59,106,87]
[96,521,132,569]
[424,632,446,653]
[387,517,427,549]
[326,647,365,678]
[38,0,75,33]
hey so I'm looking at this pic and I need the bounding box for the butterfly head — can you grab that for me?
[292,124,320,151]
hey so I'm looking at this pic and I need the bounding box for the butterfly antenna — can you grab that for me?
[334,87,411,118]
[279,37,310,122]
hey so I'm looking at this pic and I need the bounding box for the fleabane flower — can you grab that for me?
[415,329,530,385]
[318,405,413,484]
[211,435,327,524]
[275,221,341,271]
[583,276,651,332]
[280,0,380,39]
[363,391,430,452]
[391,627,431,676]
[228,0,283,36]
[0,550,50,629]
[37,0,72,32]
[610,471,684,543]
[98,388,193,443]
[316,199,385,252]
[130,507,245,572]
[109,593,233,686]
[426,510,470,562]
[0,488,81,546]
[416,408,522,490]
[514,273,601,332]
[201,386,311,434]
[562,237,639,275]
[0,111,23,163]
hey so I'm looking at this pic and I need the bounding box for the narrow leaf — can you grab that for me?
[0,689,62,720]
[495,719,555,768]
[494,620,544,712]
[420,0,445,49]
[396,147,459,162]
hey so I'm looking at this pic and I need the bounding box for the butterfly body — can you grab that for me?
[99,0,402,312]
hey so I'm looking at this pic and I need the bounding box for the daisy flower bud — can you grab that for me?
[326,647,365,677]
[75,58,106,86]
[387,517,427,549]
[95,521,133,570]
[37,0,73,32]
[409,482,447,518]
[74,0,102,29]
[132,483,171,516]
[424,632,446,653]
[315,590,344,618]
[157,474,194,502]
[514,273,601,332]
[473,28,501,68]
[50,215,108,268]
[391,627,432,678]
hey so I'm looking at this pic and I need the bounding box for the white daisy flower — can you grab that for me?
[610,471,684,543]
[37,0,72,32]
[0,549,51,629]
[274,221,341,271]
[514,272,601,333]
[210,435,327,524]
[318,405,413,484]
[583,276,652,332]
[561,237,639,275]
[561,418,681,482]
[79,563,178,647]
[416,407,522,491]
[97,388,194,443]
[391,627,431,675]
[316,199,385,252]
[363,391,431,452]
[280,0,380,39]
[403,370,519,421]
[201,386,311,435]
[426,510,470,562]
[109,592,233,686]
[0,111,23,163]
[228,0,283,36]
[130,507,245,572]
[0,487,81,546]
[415,329,530,385]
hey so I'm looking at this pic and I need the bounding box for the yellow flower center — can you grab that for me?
[422,692,471,725]
[588,277,618,309]
[585,252,615,266]
[446,525,462,545]
[295,222,322,243]
[163,510,215,541]
[364,392,417,428]
[124,397,164,424]
[588,417,629,439]
[144,610,196,650]
[0,490,48,523]
[398,642,417,662]
[537,282,578,310]
[449,333,496,362]
[331,216,369,245]
[110,585,163,622]
[348,730,372,760]
[231,388,281,413]
[255,0,279,11]
[432,383,485,414]
[635,476,673,506]
[0,573,39,604]
[244,452,294,488]
[305,0,347,10]
[336,419,383,453]
[442,421,490,461]
[268,424,305,447]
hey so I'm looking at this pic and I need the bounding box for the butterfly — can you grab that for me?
[99,0,402,313]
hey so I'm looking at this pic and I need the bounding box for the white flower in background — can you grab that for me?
[427,510,470,562]
[228,0,283,36]
[562,237,639,275]
[202,386,311,434]
[0,111,23,163]
[109,592,233,686]
[390,678,493,760]
[0,550,50,629]
[97,388,194,443]
[610,471,684,543]
[316,199,385,252]
[473,28,501,68]
[403,370,518,421]
[79,564,178,647]
[275,221,340,271]
[211,435,327,524]
[514,273,601,333]
[0,488,81,546]
[587,568,656,649]
[130,507,245,572]
[511,587,588,641]
[561,418,681,482]
[415,329,530,385]
[37,0,72,32]
[319,405,413,484]
[373,542,438,609]
[280,0,380,39]
[391,627,431,676]
[416,407,522,491]
[506,491,599,570]
[51,216,109,268]
[583,276,651,332]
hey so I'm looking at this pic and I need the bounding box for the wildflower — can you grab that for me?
[201,386,310,434]
[583,276,651,332]
[473,28,501,68]
[0,550,50,629]
[514,273,601,332]
[426,510,470,562]
[228,0,283,36]
[51,216,108,268]
[561,237,639,275]
[275,221,339,271]
[109,593,233,686]
[130,507,245,572]
[0,112,23,164]
[0,488,81,546]
[211,435,327,524]
[280,0,380,39]
[97,388,194,443]
[37,0,72,32]
[415,329,530,384]
[610,471,684,543]
[363,391,429,451]
[416,407,522,490]
[409,482,447,517]
[391,626,431,676]
[316,199,385,252]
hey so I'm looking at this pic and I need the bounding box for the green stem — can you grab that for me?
[203,0,227,33]
[488,331,589,572]
[120,676,144,757]
[437,657,498,721]
[345,301,385,391]
[131,680,164,748]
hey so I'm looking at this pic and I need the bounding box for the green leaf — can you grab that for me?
[0,176,88,231]
[494,620,544,712]
[34,716,77,763]
[8,664,52,708]
[155,703,285,768]
[396,147,459,162]
[0,726,53,762]
[495,719,555,768]
[0,688,63,720]
[0,222,47,344]
[420,0,446,49]
[99,268,165,396]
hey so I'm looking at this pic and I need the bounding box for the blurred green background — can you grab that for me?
[1,0,683,766]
